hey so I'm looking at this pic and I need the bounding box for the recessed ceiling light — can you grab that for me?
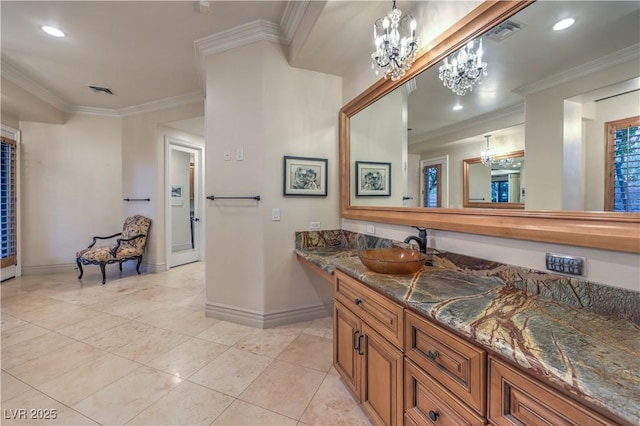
[553,18,575,31]
[41,25,65,38]
[453,104,463,111]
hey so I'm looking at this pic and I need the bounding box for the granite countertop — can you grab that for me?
[295,245,640,425]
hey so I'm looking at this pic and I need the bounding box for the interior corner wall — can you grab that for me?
[19,114,122,273]
[121,102,204,272]
[204,41,341,327]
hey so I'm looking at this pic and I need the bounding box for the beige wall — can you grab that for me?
[19,114,122,273]
[205,41,341,326]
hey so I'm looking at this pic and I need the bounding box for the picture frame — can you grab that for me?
[283,156,328,196]
[171,184,184,206]
[355,161,391,196]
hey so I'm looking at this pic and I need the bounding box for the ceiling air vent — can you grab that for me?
[484,19,525,42]
[88,85,114,95]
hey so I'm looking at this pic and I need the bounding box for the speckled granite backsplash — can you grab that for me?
[296,230,640,325]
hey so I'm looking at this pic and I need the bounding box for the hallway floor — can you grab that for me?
[1,263,371,425]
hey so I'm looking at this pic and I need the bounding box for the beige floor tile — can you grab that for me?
[1,371,31,402]
[134,305,218,336]
[128,286,195,305]
[83,321,189,363]
[303,316,333,339]
[212,400,297,425]
[0,292,66,319]
[48,286,123,306]
[189,347,272,397]
[23,304,104,331]
[300,374,372,426]
[1,313,28,331]
[196,320,255,346]
[38,352,140,406]
[1,332,76,370]
[72,365,182,425]
[234,328,300,358]
[90,295,168,319]
[277,333,333,372]
[1,323,50,348]
[1,388,97,425]
[147,337,229,378]
[8,341,106,387]
[239,360,326,419]
[126,380,233,425]
[57,311,128,340]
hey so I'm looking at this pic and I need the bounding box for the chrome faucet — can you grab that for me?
[404,226,427,254]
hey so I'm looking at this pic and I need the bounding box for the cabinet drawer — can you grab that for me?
[405,310,486,414]
[488,356,615,426]
[334,270,404,349]
[405,359,485,426]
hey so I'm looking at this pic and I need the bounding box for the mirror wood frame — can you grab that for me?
[463,150,525,209]
[339,0,639,253]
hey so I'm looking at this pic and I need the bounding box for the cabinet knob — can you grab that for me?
[354,298,362,305]
[428,410,439,421]
[428,350,439,360]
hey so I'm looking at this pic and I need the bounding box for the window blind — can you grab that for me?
[1,136,17,268]
[606,117,640,212]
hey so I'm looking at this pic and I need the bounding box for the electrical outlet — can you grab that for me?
[309,222,321,230]
[236,147,244,161]
[272,208,280,221]
[366,224,375,234]
[224,152,231,161]
[545,253,586,276]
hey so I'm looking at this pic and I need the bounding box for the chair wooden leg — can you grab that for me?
[136,256,143,275]
[100,263,107,284]
[119,263,123,272]
[77,259,84,279]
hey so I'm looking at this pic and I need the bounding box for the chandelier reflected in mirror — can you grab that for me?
[371,1,420,81]
[480,135,495,166]
[438,38,487,96]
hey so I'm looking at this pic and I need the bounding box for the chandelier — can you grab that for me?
[480,135,495,166]
[438,38,487,96]
[371,1,420,81]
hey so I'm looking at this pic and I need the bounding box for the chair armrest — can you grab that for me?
[111,234,147,256]
[88,232,122,248]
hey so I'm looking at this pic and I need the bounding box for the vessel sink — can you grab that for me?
[358,248,427,275]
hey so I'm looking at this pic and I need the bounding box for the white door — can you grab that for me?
[167,141,203,268]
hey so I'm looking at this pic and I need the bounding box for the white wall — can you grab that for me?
[19,114,122,273]
[121,102,204,271]
[205,41,341,326]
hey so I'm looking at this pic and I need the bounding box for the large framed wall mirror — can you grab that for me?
[340,0,639,253]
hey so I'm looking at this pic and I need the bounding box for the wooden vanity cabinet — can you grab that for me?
[333,271,404,426]
[488,356,615,426]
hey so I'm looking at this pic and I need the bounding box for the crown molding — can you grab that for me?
[1,57,71,112]
[514,43,640,96]
[69,92,204,117]
[194,19,285,88]
[281,1,309,45]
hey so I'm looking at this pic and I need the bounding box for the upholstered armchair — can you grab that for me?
[76,215,151,284]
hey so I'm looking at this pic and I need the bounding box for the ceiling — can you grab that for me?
[2,0,638,131]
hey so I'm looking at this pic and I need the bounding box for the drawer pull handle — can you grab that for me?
[357,334,366,356]
[428,350,439,360]
[353,330,361,351]
[354,298,362,305]
[428,410,439,421]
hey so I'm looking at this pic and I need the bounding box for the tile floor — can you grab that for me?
[0,262,372,425]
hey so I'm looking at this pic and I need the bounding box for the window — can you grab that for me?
[491,180,509,203]
[1,136,17,268]
[423,164,441,208]
[605,116,640,212]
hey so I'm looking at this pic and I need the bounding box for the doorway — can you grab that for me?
[166,138,203,268]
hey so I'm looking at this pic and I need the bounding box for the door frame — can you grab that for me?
[420,155,449,208]
[165,137,205,269]
[1,125,21,281]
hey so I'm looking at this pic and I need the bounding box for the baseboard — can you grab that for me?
[205,301,332,329]
[22,263,76,276]
[21,261,165,276]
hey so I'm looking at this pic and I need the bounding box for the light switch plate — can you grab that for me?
[224,152,231,161]
[545,253,586,276]
[309,222,321,230]
[272,208,280,221]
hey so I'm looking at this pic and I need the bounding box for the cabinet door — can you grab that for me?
[361,322,404,426]
[488,357,614,426]
[334,300,361,399]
